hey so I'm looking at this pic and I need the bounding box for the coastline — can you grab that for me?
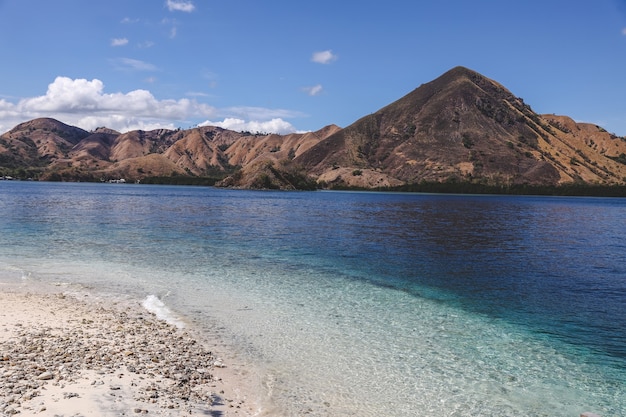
[0,283,275,416]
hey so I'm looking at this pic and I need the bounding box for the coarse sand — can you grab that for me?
[0,284,277,416]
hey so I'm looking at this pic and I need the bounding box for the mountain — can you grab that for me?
[2,66,626,191]
[0,118,338,185]
[295,66,626,188]
[0,118,89,169]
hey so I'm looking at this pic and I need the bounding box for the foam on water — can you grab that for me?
[141,294,186,328]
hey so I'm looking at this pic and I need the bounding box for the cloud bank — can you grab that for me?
[0,77,301,134]
[198,118,298,135]
[198,106,305,134]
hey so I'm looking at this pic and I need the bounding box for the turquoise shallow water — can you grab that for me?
[0,182,624,416]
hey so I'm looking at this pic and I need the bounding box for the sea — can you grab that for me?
[0,181,624,416]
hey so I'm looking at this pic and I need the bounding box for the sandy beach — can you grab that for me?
[0,284,272,416]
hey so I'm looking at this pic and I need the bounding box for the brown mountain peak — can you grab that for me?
[6,117,89,143]
[296,66,559,187]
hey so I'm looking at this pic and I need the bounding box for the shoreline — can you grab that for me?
[0,284,276,416]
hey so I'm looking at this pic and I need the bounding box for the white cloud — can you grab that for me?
[198,118,297,135]
[302,84,323,96]
[166,0,195,12]
[111,38,129,47]
[0,77,308,135]
[622,27,626,35]
[111,58,158,72]
[121,17,139,24]
[0,76,215,133]
[198,105,307,134]
[311,50,337,64]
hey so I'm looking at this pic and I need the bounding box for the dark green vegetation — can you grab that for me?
[140,176,223,186]
[382,181,626,197]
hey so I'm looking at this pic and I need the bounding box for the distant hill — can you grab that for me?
[0,118,89,170]
[2,66,626,192]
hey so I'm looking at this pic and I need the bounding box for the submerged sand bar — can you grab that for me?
[0,286,267,416]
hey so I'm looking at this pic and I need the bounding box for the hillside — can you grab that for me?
[295,66,626,188]
[0,118,89,171]
[0,119,338,187]
[2,66,626,191]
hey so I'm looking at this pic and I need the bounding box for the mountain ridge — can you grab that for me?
[2,66,626,191]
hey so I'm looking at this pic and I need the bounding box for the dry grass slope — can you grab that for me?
[2,68,626,191]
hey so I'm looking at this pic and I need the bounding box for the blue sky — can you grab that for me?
[1,0,626,135]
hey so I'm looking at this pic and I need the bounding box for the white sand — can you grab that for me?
[0,285,278,416]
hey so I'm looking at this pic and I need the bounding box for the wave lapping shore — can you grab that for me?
[0,289,257,416]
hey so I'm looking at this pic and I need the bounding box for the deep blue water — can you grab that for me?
[0,181,624,416]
